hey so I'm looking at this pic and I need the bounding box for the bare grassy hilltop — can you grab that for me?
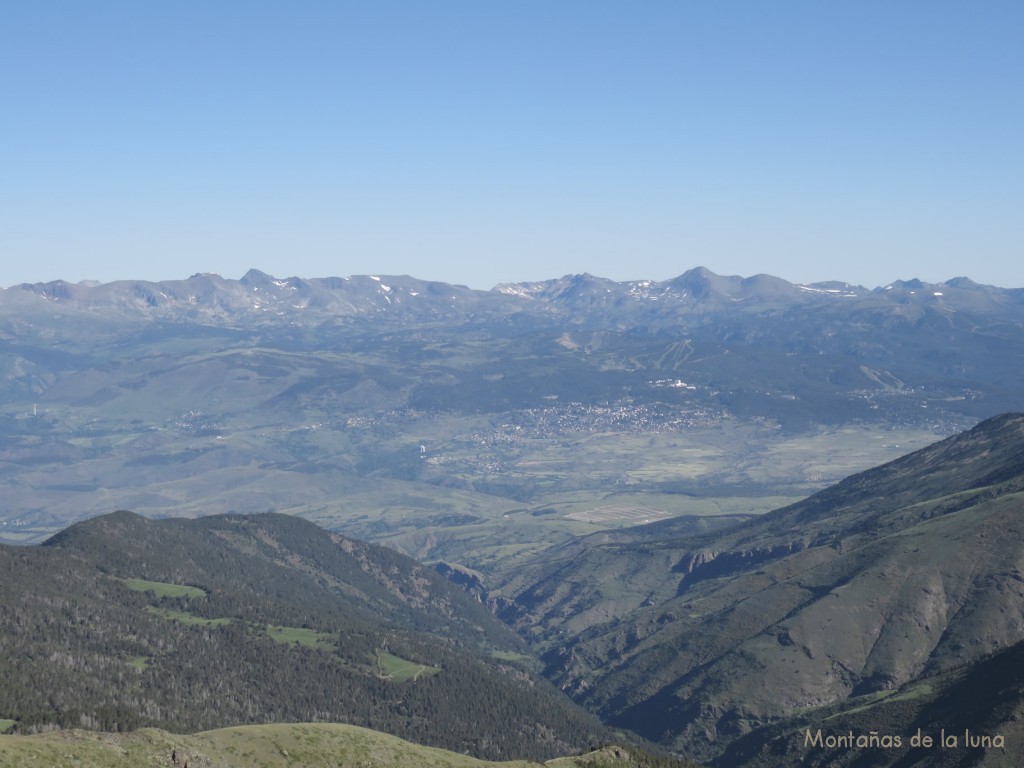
[0,723,697,768]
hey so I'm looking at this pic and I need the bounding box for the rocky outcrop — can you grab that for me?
[673,541,809,592]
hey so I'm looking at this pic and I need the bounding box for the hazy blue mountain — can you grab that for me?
[5,267,1021,331]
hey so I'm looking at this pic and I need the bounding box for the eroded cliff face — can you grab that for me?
[673,540,811,592]
[433,561,525,623]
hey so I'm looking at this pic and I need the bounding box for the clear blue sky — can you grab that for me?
[2,1,1021,289]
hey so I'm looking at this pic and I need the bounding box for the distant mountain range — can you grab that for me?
[4,267,1023,330]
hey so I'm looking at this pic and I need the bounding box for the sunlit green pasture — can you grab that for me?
[265,625,336,649]
[0,722,588,767]
[376,651,441,682]
[118,577,207,598]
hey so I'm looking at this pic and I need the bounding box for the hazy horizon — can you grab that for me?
[2,264,1020,293]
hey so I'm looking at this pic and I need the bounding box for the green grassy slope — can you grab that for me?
[0,723,545,768]
[0,723,699,768]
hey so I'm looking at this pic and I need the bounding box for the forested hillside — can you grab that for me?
[0,512,628,761]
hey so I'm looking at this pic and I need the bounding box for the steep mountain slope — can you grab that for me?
[717,637,1024,767]
[0,512,626,761]
[494,414,1024,759]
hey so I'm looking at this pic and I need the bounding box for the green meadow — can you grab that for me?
[118,577,207,598]
[377,650,442,682]
[0,723,549,768]
[0,724,693,767]
[266,625,336,649]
